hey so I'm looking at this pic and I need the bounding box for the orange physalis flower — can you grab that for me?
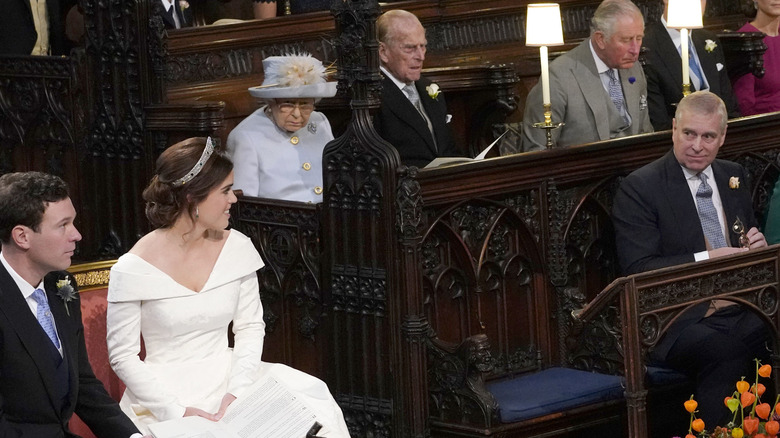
[692,418,705,433]
[757,402,772,420]
[766,420,780,435]
[752,383,767,397]
[684,399,698,413]
[686,435,696,438]
[737,379,750,394]
[741,390,756,408]
[745,416,760,435]
[759,364,772,378]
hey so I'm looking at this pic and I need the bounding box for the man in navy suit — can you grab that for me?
[0,172,140,437]
[613,91,768,428]
[373,9,461,168]
[641,0,740,130]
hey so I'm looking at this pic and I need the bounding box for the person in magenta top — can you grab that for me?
[733,0,780,115]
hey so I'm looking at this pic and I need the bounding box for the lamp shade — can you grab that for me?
[666,0,703,29]
[526,4,564,46]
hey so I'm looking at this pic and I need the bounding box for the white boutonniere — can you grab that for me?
[56,276,77,316]
[426,83,440,100]
[704,39,717,53]
[179,0,189,10]
[729,176,740,189]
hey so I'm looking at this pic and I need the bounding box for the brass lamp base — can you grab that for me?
[533,104,564,149]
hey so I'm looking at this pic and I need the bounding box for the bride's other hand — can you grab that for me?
[184,406,219,421]
[214,393,237,420]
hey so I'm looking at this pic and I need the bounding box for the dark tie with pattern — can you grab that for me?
[696,173,727,249]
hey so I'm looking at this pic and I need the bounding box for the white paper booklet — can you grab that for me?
[148,375,319,438]
[424,130,508,168]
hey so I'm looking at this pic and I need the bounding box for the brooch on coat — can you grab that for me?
[308,122,317,134]
[639,94,648,110]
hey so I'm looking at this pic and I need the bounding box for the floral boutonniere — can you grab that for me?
[729,176,740,189]
[56,276,77,316]
[179,0,190,10]
[426,83,440,100]
[704,39,717,53]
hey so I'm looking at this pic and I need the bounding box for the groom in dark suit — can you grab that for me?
[641,0,740,130]
[373,9,461,168]
[0,172,140,437]
[613,91,767,428]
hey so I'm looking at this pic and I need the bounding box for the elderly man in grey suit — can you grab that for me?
[521,0,653,151]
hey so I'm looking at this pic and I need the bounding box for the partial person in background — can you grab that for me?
[521,0,653,151]
[252,0,330,19]
[158,0,192,30]
[227,54,337,203]
[374,9,461,168]
[107,137,350,436]
[1,0,77,55]
[641,0,740,130]
[733,0,780,115]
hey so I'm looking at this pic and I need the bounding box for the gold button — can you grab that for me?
[290,136,299,145]
[302,162,311,171]
[314,186,323,195]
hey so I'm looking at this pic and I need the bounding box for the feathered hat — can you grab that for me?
[249,54,337,99]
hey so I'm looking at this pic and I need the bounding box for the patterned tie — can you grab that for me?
[605,69,624,113]
[696,173,727,249]
[402,84,436,146]
[678,40,705,90]
[32,289,61,349]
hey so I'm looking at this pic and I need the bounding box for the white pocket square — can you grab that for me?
[446,114,452,123]
[716,63,724,71]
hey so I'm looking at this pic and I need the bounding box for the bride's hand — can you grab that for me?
[214,393,237,420]
[183,406,219,421]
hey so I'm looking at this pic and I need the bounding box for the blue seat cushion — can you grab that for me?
[486,367,625,423]
[646,366,690,387]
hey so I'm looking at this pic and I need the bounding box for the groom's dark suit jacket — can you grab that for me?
[612,150,757,357]
[0,266,137,437]
[642,22,741,130]
[374,75,460,168]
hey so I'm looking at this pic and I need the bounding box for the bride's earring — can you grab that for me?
[196,206,199,219]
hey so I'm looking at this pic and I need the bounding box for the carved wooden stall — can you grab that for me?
[577,245,780,438]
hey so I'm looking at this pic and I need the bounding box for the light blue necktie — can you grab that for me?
[678,39,705,90]
[32,289,61,349]
[696,173,727,249]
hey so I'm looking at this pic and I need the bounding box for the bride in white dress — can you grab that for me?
[106,137,349,437]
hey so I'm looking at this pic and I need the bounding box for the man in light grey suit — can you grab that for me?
[521,0,653,151]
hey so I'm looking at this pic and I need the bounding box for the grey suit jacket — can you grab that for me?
[521,38,653,151]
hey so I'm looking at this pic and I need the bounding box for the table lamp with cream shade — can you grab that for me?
[666,0,703,96]
[526,3,565,148]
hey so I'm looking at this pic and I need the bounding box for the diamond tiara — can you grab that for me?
[171,137,215,187]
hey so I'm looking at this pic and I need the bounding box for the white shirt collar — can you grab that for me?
[681,163,714,182]
[0,251,43,300]
[380,66,411,91]
[589,39,613,75]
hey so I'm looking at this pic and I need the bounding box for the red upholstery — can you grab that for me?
[69,287,126,438]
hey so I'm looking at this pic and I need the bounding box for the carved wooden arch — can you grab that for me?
[420,197,546,374]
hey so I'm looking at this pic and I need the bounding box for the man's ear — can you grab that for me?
[592,31,606,50]
[378,42,389,65]
[10,225,32,250]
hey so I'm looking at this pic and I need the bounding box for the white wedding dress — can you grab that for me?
[107,230,349,436]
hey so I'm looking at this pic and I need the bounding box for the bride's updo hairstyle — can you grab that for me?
[143,137,233,228]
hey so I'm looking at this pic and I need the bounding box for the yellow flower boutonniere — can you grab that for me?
[704,39,717,53]
[729,176,740,189]
[56,276,77,316]
[426,83,440,100]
